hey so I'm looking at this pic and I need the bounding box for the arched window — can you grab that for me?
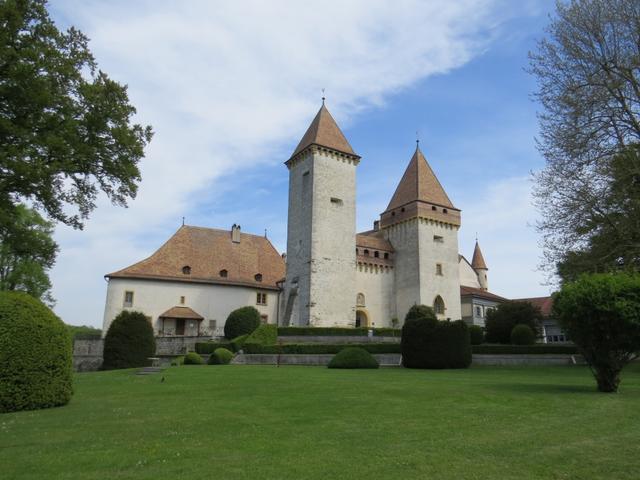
[434,295,445,315]
[443,208,448,214]
[182,266,191,275]
[374,251,379,258]
[254,273,263,282]
[432,205,437,211]
[363,249,370,256]
[219,269,228,278]
[356,293,365,307]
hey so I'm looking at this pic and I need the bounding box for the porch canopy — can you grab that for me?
[159,306,204,320]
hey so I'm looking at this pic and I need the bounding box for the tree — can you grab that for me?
[0,0,153,229]
[224,306,261,339]
[529,0,640,278]
[484,301,543,344]
[0,204,57,304]
[553,273,640,392]
[102,310,155,370]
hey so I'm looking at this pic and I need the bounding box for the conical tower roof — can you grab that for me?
[385,146,455,211]
[290,103,357,159]
[471,240,488,270]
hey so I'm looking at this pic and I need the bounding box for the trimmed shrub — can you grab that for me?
[171,355,184,366]
[0,292,73,413]
[243,342,401,354]
[102,311,155,370]
[208,347,234,365]
[553,273,640,392]
[224,306,261,339]
[472,344,578,354]
[195,341,232,354]
[183,352,204,365]
[511,324,536,345]
[401,305,471,369]
[244,324,277,350]
[469,325,484,345]
[485,301,543,344]
[277,327,401,337]
[328,347,379,369]
[230,334,249,352]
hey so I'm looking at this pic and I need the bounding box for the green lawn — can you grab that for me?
[2,364,640,480]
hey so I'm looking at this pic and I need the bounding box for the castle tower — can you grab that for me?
[380,145,462,322]
[471,240,489,291]
[281,103,360,326]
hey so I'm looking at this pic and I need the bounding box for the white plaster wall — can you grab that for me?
[355,265,395,327]
[417,219,462,321]
[308,151,356,326]
[459,258,481,288]
[102,278,279,336]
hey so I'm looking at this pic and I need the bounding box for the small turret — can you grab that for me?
[472,240,488,290]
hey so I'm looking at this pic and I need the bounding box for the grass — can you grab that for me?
[2,364,640,480]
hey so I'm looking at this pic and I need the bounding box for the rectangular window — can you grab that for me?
[256,292,267,305]
[180,296,185,305]
[433,235,444,243]
[475,306,482,317]
[330,197,343,206]
[123,291,134,307]
[260,314,268,324]
[436,264,443,276]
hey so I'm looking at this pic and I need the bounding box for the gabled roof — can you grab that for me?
[471,241,488,270]
[159,306,204,320]
[290,104,357,158]
[460,286,507,302]
[385,146,455,212]
[107,225,285,290]
[514,296,553,317]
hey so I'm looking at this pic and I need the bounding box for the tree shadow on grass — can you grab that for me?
[487,382,597,395]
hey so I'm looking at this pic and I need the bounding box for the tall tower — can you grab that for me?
[472,240,489,290]
[281,103,360,326]
[380,145,462,322]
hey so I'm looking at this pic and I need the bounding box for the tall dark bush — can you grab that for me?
[0,291,73,413]
[224,306,261,339]
[401,305,471,369]
[469,325,484,345]
[102,310,155,370]
[485,301,543,344]
[553,273,640,393]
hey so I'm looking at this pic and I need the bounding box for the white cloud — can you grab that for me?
[49,0,528,326]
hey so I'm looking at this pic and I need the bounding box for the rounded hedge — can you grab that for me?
[102,310,155,370]
[183,352,204,365]
[469,325,484,345]
[401,305,471,369]
[0,291,73,413]
[224,306,261,339]
[510,324,536,345]
[208,347,233,365]
[485,301,543,344]
[328,347,379,369]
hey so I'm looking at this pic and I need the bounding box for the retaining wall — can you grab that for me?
[277,335,400,344]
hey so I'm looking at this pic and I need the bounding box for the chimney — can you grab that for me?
[373,220,379,231]
[231,224,241,243]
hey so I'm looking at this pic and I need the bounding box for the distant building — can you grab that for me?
[102,102,508,335]
[515,296,568,343]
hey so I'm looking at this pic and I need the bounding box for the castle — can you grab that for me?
[102,103,504,336]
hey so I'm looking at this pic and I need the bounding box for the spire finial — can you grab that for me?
[182,216,185,226]
[475,232,478,243]
[264,228,268,238]
[416,130,420,149]
[321,88,325,105]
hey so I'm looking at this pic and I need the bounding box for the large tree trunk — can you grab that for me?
[595,366,620,393]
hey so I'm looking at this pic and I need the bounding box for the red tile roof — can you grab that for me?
[514,296,553,316]
[107,225,285,290]
[290,104,357,158]
[159,306,204,320]
[460,285,507,302]
[471,241,488,270]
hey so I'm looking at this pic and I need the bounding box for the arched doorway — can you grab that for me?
[355,309,369,328]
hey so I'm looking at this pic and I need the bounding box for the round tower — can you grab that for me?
[471,240,489,291]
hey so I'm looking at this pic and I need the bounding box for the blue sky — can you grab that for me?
[49,0,555,327]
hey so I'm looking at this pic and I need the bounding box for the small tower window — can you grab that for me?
[123,291,134,308]
[356,248,359,255]
[443,208,448,214]
[182,266,191,275]
[374,251,379,258]
[401,207,405,212]
[363,249,370,256]
[254,273,263,282]
[434,295,445,315]
[219,269,228,278]
[432,206,437,211]
[436,263,443,276]
[391,211,396,216]
[384,252,389,259]
[330,197,343,206]
[434,235,443,243]
[180,296,185,305]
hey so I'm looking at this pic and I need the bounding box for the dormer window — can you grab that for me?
[219,269,228,278]
[254,273,263,282]
[182,266,191,275]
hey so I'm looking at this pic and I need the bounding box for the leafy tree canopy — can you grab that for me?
[0,0,153,229]
[529,0,640,281]
[0,204,57,304]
